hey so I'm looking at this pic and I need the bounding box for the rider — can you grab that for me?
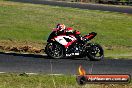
[54,24,81,38]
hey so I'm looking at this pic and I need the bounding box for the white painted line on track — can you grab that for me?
[0,72,71,76]
[48,74,64,76]
[0,72,6,74]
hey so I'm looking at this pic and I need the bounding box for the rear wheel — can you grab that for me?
[87,44,104,61]
[45,42,64,59]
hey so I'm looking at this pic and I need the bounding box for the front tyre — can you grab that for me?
[45,42,65,59]
[87,44,104,61]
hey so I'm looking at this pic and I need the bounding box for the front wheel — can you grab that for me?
[45,42,65,59]
[87,44,104,61]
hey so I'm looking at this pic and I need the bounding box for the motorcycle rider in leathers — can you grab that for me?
[53,24,81,40]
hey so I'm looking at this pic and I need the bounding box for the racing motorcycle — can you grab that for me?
[45,30,104,61]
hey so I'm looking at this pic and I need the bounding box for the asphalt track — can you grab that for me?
[9,0,132,14]
[1,0,132,75]
[0,52,132,75]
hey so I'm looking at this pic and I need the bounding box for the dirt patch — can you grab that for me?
[0,40,132,54]
[0,1,20,6]
[0,40,45,54]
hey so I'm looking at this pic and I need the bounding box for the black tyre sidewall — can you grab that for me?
[45,42,65,59]
[87,44,104,61]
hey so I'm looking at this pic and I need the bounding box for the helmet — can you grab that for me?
[56,24,66,31]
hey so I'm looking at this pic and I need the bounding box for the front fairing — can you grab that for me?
[47,31,57,42]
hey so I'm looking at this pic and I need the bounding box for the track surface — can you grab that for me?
[9,0,132,14]
[1,1,132,75]
[0,52,132,75]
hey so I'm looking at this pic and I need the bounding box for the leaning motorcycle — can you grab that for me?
[45,30,104,61]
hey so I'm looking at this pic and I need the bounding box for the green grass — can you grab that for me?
[0,1,132,46]
[0,73,76,88]
[0,0,132,58]
[0,73,131,88]
[105,46,132,59]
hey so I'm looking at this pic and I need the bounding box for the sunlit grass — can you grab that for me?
[0,1,132,58]
[0,73,131,88]
[0,1,132,46]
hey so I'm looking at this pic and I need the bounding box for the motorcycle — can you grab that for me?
[45,29,104,61]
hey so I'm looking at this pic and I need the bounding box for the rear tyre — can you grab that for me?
[45,42,65,59]
[87,44,104,61]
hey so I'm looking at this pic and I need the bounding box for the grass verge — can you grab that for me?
[0,73,131,88]
[0,0,132,58]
